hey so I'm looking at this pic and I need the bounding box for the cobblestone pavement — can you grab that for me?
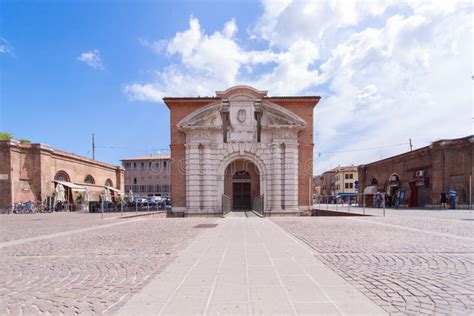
[0,216,215,315]
[272,216,474,315]
[0,212,157,242]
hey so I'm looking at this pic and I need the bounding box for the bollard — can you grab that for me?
[363,194,366,215]
[135,200,138,214]
[101,201,104,220]
[383,194,386,217]
[336,198,338,211]
[326,197,329,210]
[120,201,123,217]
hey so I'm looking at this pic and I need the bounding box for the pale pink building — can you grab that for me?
[121,155,171,198]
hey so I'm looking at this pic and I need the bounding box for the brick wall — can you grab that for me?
[358,136,473,208]
[0,140,124,209]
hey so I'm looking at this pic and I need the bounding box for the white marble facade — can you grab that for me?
[177,86,306,215]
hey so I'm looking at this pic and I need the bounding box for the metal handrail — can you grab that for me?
[222,194,232,215]
[314,193,388,217]
[253,194,264,216]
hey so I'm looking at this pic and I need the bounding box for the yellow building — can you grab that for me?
[334,165,359,196]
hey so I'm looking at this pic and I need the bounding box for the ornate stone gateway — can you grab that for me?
[163,86,320,216]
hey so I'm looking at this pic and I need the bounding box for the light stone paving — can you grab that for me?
[0,217,216,315]
[273,216,474,315]
[118,212,386,315]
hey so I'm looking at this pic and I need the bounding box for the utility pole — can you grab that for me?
[409,138,413,151]
[92,133,96,160]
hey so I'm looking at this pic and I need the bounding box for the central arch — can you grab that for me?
[217,152,268,213]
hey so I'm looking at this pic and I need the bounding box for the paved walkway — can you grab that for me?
[118,214,386,315]
[314,204,474,220]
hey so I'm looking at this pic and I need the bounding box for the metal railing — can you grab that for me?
[314,193,388,217]
[253,195,265,216]
[222,194,232,216]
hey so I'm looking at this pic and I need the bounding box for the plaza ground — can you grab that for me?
[0,209,473,315]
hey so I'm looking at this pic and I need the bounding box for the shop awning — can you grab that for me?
[337,193,357,197]
[54,180,86,192]
[363,185,378,194]
[105,186,124,195]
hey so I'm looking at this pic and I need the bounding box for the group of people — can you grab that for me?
[373,188,458,210]
[440,188,457,209]
[374,190,401,209]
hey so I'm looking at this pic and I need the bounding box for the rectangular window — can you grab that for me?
[133,162,137,169]
[349,183,354,189]
[141,162,145,169]
[349,174,353,179]
[345,183,349,189]
[156,185,162,192]
[163,161,168,169]
[141,185,146,192]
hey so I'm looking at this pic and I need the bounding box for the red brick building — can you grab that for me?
[121,155,171,198]
[358,136,473,208]
[163,85,320,216]
[0,140,124,210]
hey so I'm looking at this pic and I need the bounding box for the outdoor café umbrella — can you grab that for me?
[55,183,65,202]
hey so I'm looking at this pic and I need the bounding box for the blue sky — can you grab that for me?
[1,1,472,173]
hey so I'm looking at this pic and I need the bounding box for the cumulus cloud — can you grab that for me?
[124,16,319,101]
[77,49,104,70]
[0,38,14,56]
[124,1,473,174]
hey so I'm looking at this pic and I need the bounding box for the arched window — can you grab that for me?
[84,175,95,184]
[389,173,400,182]
[105,179,113,187]
[370,177,379,186]
[54,171,70,182]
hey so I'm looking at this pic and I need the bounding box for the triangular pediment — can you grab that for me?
[177,99,307,132]
[260,102,307,129]
[178,103,223,130]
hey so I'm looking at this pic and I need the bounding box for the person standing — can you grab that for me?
[440,192,447,209]
[448,188,457,209]
[394,190,401,209]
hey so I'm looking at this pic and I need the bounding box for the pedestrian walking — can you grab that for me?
[375,192,383,208]
[440,192,447,209]
[448,188,457,209]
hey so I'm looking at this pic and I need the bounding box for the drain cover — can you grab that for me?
[193,223,218,228]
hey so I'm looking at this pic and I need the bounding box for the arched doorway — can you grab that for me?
[223,159,261,211]
[232,171,251,210]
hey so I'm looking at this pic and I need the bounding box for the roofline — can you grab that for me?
[360,135,473,167]
[121,155,171,162]
[162,96,321,101]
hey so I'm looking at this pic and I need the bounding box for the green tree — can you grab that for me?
[19,139,31,144]
[0,132,14,140]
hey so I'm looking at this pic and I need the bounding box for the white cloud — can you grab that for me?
[313,2,473,173]
[124,16,319,101]
[77,49,104,70]
[125,1,473,174]
[0,38,14,56]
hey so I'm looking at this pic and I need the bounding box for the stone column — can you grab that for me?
[271,142,282,212]
[186,144,201,212]
[201,144,217,212]
[283,143,299,212]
